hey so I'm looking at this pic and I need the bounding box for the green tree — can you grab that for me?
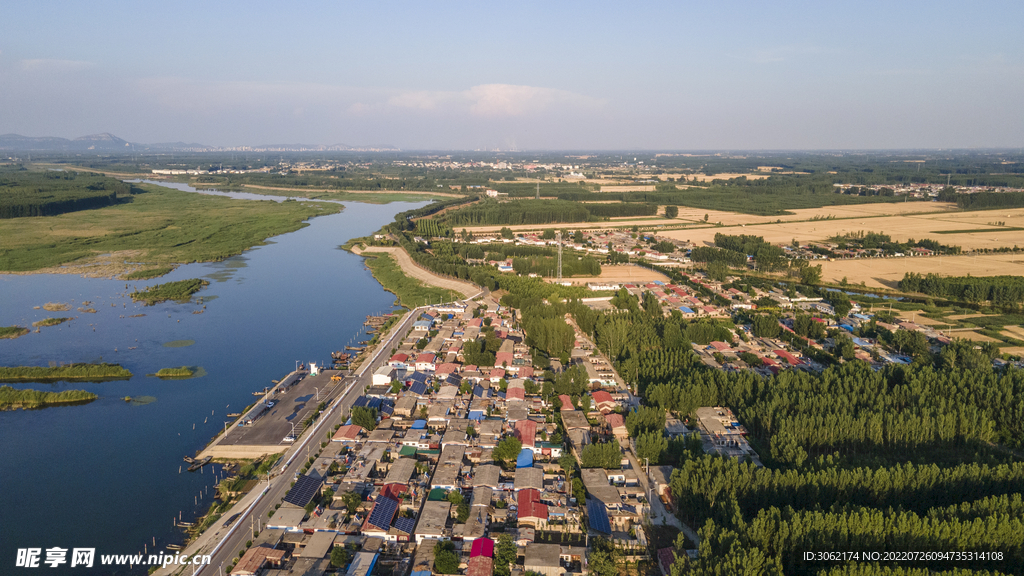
[493,436,523,464]
[433,541,459,574]
[494,534,517,576]
[800,263,822,285]
[636,430,668,465]
[330,546,352,569]
[341,491,362,513]
[351,406,378,431]
[500,227,514,239]
[665,205,679,219]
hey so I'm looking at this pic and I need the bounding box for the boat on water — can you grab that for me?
[187,456,212,472]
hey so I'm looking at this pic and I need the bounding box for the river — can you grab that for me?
[0,182,428,574]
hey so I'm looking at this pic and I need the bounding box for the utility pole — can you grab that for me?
[556,231,563,282]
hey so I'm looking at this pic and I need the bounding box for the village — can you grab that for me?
[222,291,750,576]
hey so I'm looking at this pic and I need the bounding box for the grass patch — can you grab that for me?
[363,253,460,308]
[0,182,342,273]
[122,266,175,280]
[0,326,29,339]
[131,278,209,305]
[155,366,195,378]
[163,339,195,348]
[32,317,71,328]
[964,314,1024,329]
[0,385,98,410]
[0,363,132,382]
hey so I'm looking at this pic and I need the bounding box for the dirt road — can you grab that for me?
[352,246,481,298]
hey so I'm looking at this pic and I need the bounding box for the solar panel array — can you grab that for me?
[366,397,383,410]
[352,396,370,408]
[367,496,399,531]
[409,382,429,396]
[380,399,395,417]
[393,516,416,534]
[284,475,323,508]
[586,498,612,535]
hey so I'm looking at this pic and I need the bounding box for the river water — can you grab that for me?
[0,183,427,573]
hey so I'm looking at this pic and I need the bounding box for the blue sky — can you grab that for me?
[2,1,1021,149]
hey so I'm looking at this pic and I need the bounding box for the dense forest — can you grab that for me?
[0,168,138,218]
[900,273,1024,308]
[559,283,1023,575]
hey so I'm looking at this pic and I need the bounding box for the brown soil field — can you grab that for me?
[818,253,1024,290]
[945,313,989,320]
[664,204,1024,251]
[599,185,655,192]
[895,310,946,326]
[547,265,670,286]
[950,331,1001,343]
[1001,325,1024,340]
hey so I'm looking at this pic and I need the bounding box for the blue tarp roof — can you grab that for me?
[412,419,427,429]
[516,448,534,468]
[468,410,485,421]
[679,306,694,314]
[839,324,854,332]
[653,281,664,285]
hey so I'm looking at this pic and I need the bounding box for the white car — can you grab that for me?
[282,435,296,443]
[267,400,276,407]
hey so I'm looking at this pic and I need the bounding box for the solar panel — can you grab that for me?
[367,496,399,530]
[353,396,369,408]
[410,382,428,396]
[586,498,612,535]
[393,516,416,534]
[366,397,382,410]
[380,400,395,417]
[284,475,324,508]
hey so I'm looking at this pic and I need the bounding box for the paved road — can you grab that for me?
[157,305,426,576]
[625,449,700,547]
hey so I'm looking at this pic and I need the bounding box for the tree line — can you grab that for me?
[899,272,1024,309]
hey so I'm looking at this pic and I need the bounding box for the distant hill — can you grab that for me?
[1,132,132,152]
[0,133,397,153]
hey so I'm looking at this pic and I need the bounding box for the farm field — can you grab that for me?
[663,205,1024,250]
[458,201,959,234]
[818,253,1024,289]
[545,264,671,285]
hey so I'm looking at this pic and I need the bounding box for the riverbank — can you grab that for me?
[0,182,342,278]
[353,245,480,302]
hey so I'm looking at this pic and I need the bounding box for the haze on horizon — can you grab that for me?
[2,1,1022,151]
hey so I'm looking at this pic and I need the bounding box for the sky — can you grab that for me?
[2,1,1022,150]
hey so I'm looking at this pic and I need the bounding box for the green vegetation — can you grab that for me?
[0,167,140,218]
[0,182,341,272]
[163,339,195,348]
[155,367,195,378]
[122,266,175,280]
[350,406,378,431]
[899,273,1024,309]
[0,385,98,410]
[130,278,209,305]
[432,541,459,574]
[0,363,132,382]
[580,440,622,469]
[438,198,657,227]
[0,326,30,339]
[31,317,70,328]
[362,253,459,308]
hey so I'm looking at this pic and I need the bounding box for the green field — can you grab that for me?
[0,182,342,273]
[0,326,30,339]
[0,385,98,410]
[0,363,132,382]
[363,253,460,308]
[155,367,195,378]
[131,278,209,305]
[32,317,71,328]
